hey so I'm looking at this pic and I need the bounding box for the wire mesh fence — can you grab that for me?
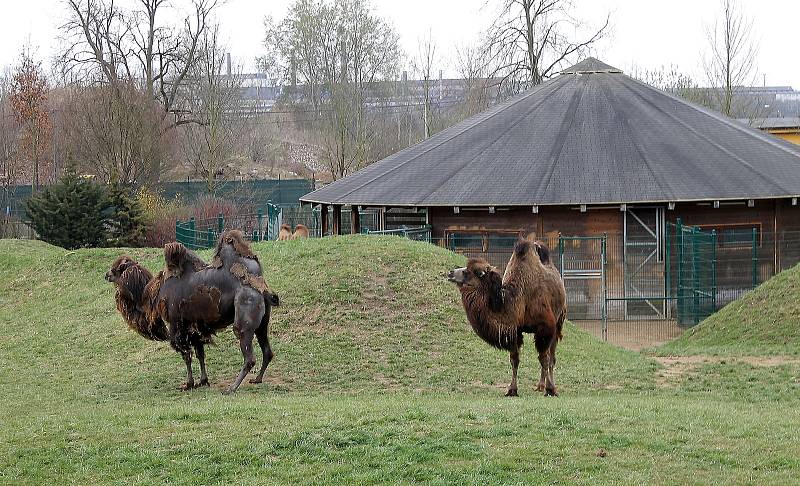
[372,224,800,349]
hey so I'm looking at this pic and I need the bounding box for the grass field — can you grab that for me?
[1,236,799,484]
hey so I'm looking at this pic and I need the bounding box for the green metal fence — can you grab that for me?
[175,203,282,250]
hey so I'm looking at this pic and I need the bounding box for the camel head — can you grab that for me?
[447,258,494,287]
[448,258,504,312]
[106,255,138,283]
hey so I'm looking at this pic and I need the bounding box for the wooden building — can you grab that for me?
[301,58,800,322]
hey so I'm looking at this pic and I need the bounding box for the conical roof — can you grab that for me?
[302,59,800,207]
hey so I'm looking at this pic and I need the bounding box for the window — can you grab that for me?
[697,223,762,249]
[446,231,521,251]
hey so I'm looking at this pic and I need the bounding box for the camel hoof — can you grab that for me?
[505,388,519,397]
[545,388,559,397]
[179,382,195,391]
[535,384,545,392]
[222,387,236,395]
[197,378,210,387]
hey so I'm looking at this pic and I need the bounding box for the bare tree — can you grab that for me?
[263,0,402,180]
[180,28,250,192]
[1,71,22,213]
[59,0,221,128]
[10,50,52,193]
[411,30,439,139]
[60,82,173,185]
[703,0,759,118]
[455,43,492,118]
[482,0,610,93]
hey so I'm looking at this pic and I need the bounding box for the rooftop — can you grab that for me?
[302,58,800,207]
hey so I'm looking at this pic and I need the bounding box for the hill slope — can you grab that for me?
[0,236,651,399]
[6,237,800,484]
[658,263,800,356]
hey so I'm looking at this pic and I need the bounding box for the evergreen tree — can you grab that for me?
[105,182,146,247]
[26,165,110,249]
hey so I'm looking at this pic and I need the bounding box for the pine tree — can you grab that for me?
[105,182,146,247]
[26,165,110,249]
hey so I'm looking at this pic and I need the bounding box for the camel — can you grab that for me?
[291,224,309,239]
[106,230,279,394]
[277,224,293,241]
[448,239,566,396]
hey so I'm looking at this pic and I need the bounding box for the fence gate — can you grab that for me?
[668,221,717,326]
[558,236,607,328]
[624,207,665,318]
[265,203,282,241]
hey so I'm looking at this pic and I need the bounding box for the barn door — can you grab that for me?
[624,207,665,318]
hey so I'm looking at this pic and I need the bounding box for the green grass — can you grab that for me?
[1,236,799,484]
[658,262,800,356]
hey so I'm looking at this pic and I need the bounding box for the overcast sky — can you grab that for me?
[1,0,798,87]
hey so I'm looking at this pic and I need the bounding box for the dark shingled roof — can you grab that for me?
[301,58,800,207]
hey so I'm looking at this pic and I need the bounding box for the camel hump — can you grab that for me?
[211,229,259,268]
[164,242,207,277]
[533,242,551,265]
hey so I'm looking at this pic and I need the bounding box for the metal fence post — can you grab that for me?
[189,217,196,250]
[711,229,717,312]
[257,208,264,241]
[601,233,608,342]
[207,228,214,247]
[676,218,684,324]
[692,227,700,324]
[175,220,181,245]
[217,212,224,233]
[558,233,564,278]
[752,227,758,289]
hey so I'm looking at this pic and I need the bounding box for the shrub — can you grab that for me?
[136,187,189,247]
[106,183,147,247]
[26,169,111,249]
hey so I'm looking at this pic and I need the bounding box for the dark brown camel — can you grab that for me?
[106,230,279,394]
[448,239,567,396]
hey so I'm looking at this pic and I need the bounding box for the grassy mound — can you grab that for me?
[5,237,800,484]
[0,236,652,399]
[658,263,800,356]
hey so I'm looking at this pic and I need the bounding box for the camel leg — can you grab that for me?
[249,314,274,384]
[195,343,209,387]
[536,365,547,392]
[170,322,195,391]
[505,347,520,397]
[180,350,194,391]
[224,288,265,395]
[535,332,557,397]
[548,337,559,396]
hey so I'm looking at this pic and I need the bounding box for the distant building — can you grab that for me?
[741,117,800,145]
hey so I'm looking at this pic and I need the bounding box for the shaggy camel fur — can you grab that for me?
[106,230,279,394]
[291,224,309,239]
[277,224,293,241]
[448,239,566,396]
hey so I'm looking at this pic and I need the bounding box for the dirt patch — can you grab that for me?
[575,320,683,351]
[654,355,800,387]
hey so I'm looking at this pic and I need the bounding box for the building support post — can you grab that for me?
[350,205,361,235]
[321,204,329,237]
[332,205,342,235]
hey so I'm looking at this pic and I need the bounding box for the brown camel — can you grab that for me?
[277,224,293,241]
[106,230,279,394]
[448,239,566,396]
[291,224,309,239]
